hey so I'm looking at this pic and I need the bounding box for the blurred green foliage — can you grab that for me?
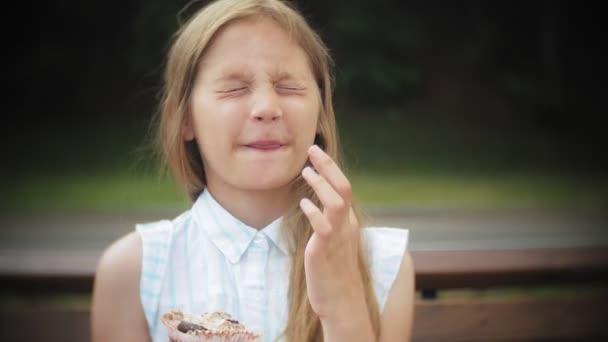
[8,0,605,212]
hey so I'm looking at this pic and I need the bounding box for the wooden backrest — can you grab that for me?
[2,246,607,292]
[1,246,607,341]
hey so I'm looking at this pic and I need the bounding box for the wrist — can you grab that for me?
[320,280,367,319]
[320,298,375,342]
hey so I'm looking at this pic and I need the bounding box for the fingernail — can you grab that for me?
[300,198,314,212]
[302,166,313,177]
[309,144,321,155]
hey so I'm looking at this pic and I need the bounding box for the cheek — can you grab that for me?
[286,97,320,132]
[191,100,245,144]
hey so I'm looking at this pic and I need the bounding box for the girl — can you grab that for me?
[91,0,414,341]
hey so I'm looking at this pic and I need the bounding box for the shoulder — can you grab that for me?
[135,211,190,242]
[362,226,409,269]
[380,250,415,342]
[359,227,414,340]
[363,227,409,251]
[96,231,143,279]
[91,232,149,342]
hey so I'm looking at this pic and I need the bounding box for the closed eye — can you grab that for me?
[217,87,247,93]
[276,85,306,94]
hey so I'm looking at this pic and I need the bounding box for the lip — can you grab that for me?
[244,140,284,151]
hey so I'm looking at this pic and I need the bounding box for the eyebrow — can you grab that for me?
[271,70,306,83]
[213,67,305,83]
[213,69,254,83]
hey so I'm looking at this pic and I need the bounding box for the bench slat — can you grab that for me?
[413,295,608,341]
[0,308,90,342]
[1,246,607,292]
[2,295,606,341]
[412,246,608,289]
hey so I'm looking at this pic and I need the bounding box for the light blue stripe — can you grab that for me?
[263,247,270,342]
[142,272,162,281]
[203,195,240,259]
[220,255,226,310]
[205,236,210,310]
[206,190,253,238]
[147,241,169,249]
[144,307,155,323]
[141,289,156,298]
[232,263,239,321]
[185,218,193,312]
[144,255,166,265]
[170,257,176,310]
[268,253,277,340]
[234,215,255,238]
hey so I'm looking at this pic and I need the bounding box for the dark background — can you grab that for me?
[8,0,606,181]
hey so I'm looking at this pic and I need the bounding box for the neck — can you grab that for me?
[206,182,293,230]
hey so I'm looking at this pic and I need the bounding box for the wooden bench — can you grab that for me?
[1,246,607,341]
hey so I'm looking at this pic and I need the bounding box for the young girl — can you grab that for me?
[91,0,414,341]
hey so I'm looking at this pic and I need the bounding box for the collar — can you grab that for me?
[261,213,292,256]
[192,189,291,263]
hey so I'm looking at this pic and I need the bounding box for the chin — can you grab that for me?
[236,171,297,191]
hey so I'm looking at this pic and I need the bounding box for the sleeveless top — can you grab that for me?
[136,189,409,342]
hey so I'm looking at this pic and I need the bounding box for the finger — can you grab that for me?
[302,166,348,220]
[307,145,352,204]
[300,197,332,239]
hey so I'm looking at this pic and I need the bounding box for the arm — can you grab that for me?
[319,251,415,342]
[379,251,415,342]
[91,232,150,342]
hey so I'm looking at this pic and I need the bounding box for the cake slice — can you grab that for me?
[162,310,262,342]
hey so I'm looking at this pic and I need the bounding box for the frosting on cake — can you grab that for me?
[162,310,262,341]
[178,312,247,333]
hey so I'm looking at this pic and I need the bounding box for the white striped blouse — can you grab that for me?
[136,189,409,342]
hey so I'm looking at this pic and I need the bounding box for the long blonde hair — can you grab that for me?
[153,1,380,341]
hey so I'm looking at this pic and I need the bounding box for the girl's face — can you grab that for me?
[185,17,320,194]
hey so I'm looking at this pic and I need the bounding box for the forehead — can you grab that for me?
[198,17,314,79]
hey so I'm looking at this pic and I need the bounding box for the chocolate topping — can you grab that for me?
[177,320,208,333]
[163,310,261,338]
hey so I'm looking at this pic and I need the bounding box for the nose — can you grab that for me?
[250,87,282,122]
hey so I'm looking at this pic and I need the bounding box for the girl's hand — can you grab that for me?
[300,145,367,322]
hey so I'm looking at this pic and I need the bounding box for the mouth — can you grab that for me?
[244,140,284,151]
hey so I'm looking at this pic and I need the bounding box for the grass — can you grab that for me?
[1,169,190,213]
[2,166,607,213]
[350,171,608,210]
[3,112,607,213]
[0,292,91,310]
